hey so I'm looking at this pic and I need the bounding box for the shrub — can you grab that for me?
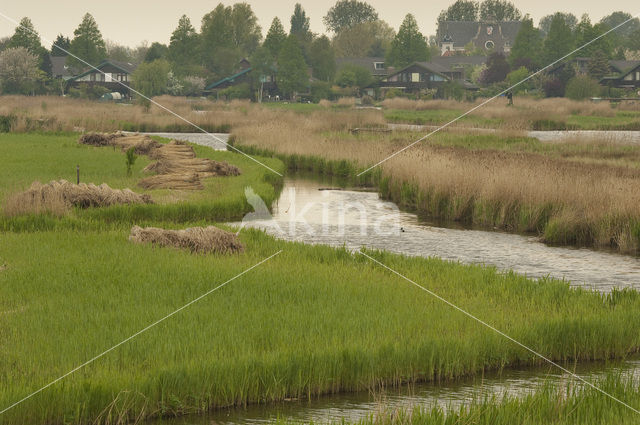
[543,78,565,98]
[310,81,331,102]
[0,114,16,132]
[565,75,601,100]
[67,83,110,100]
[506,66,531,93]
[218,83,252,100]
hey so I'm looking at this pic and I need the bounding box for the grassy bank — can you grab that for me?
[0,133,284,230]
[1,229,640,424]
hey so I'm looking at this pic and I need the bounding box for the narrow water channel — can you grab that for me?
[150,358,640,425]
[237,178,640,293]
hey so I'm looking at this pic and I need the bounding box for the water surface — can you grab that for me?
[237,178,640,293]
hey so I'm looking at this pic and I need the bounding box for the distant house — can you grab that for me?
[50,56,75,80]
[601,60,640,89]
[382,61,479,94]
[336,57,390,79]
[438,21,521,56]
[430,55,487,80]
[67,59,137,96]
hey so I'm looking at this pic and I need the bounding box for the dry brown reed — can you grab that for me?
[78,133,241,190]
[129,225,244,254]
[232,108,640,252]
[382,97,618,130]
[80,132,161,154]
[4,180,153,216]
[138,173,203,190]
[144,158,240,177]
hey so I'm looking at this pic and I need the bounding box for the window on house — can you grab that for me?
[411,73,420,82]
[99,73,105,82]
[636,71,640,80]
[90,73,96,82]
[374,62,385,70]
[117,73,127,82]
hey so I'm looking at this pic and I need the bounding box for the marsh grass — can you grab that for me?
[1,229,640,424]
[232,113,640,253]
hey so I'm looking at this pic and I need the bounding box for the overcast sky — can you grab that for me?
[0,1,637,49]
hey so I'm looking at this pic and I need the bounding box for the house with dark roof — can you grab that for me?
[601,60,640,89]
[438,21,521,56]
[381,61,478,94]
[50,56,75,80]
[67,59,137,96]
[336,57,389,79]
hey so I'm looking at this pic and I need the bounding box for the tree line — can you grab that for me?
[0,0,638,100]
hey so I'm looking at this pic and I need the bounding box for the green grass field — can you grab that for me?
[1,229,640,424]
[2,132,640,424]
[0,133,284,230]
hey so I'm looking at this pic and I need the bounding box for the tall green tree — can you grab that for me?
[168,15,200,73]
[290,3,311,40]
[573,15,613,58]
[132,59,170,108]
[323,0,378,33]
[263,17,287,59]
[144,42,168,63]
[542,13,574,65]
[600,11,640,48]
[628,28,640,51]
[479,0,521,22]
[106,41,135,63]
[8,17,43,55]
[200,3,262,77]
[539,13,577,36]
[509,17,542,69]
[386,14,429,68]
[436,0,478,37]
[309,35,336,82]
[277,35,308,98]
[332,20,395,58]
[68,13,107,68]
[588,49,610,79]
[7,17,50,76]
[438,0,478,22]
[51,34,71,56]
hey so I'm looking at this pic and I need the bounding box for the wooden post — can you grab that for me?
[76,165,80,184]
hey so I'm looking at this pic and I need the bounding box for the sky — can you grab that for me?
[0,1,637,49]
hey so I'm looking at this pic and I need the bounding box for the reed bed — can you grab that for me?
[232,112,640,253]
[381,97,640,131]
[1,229,640,424]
